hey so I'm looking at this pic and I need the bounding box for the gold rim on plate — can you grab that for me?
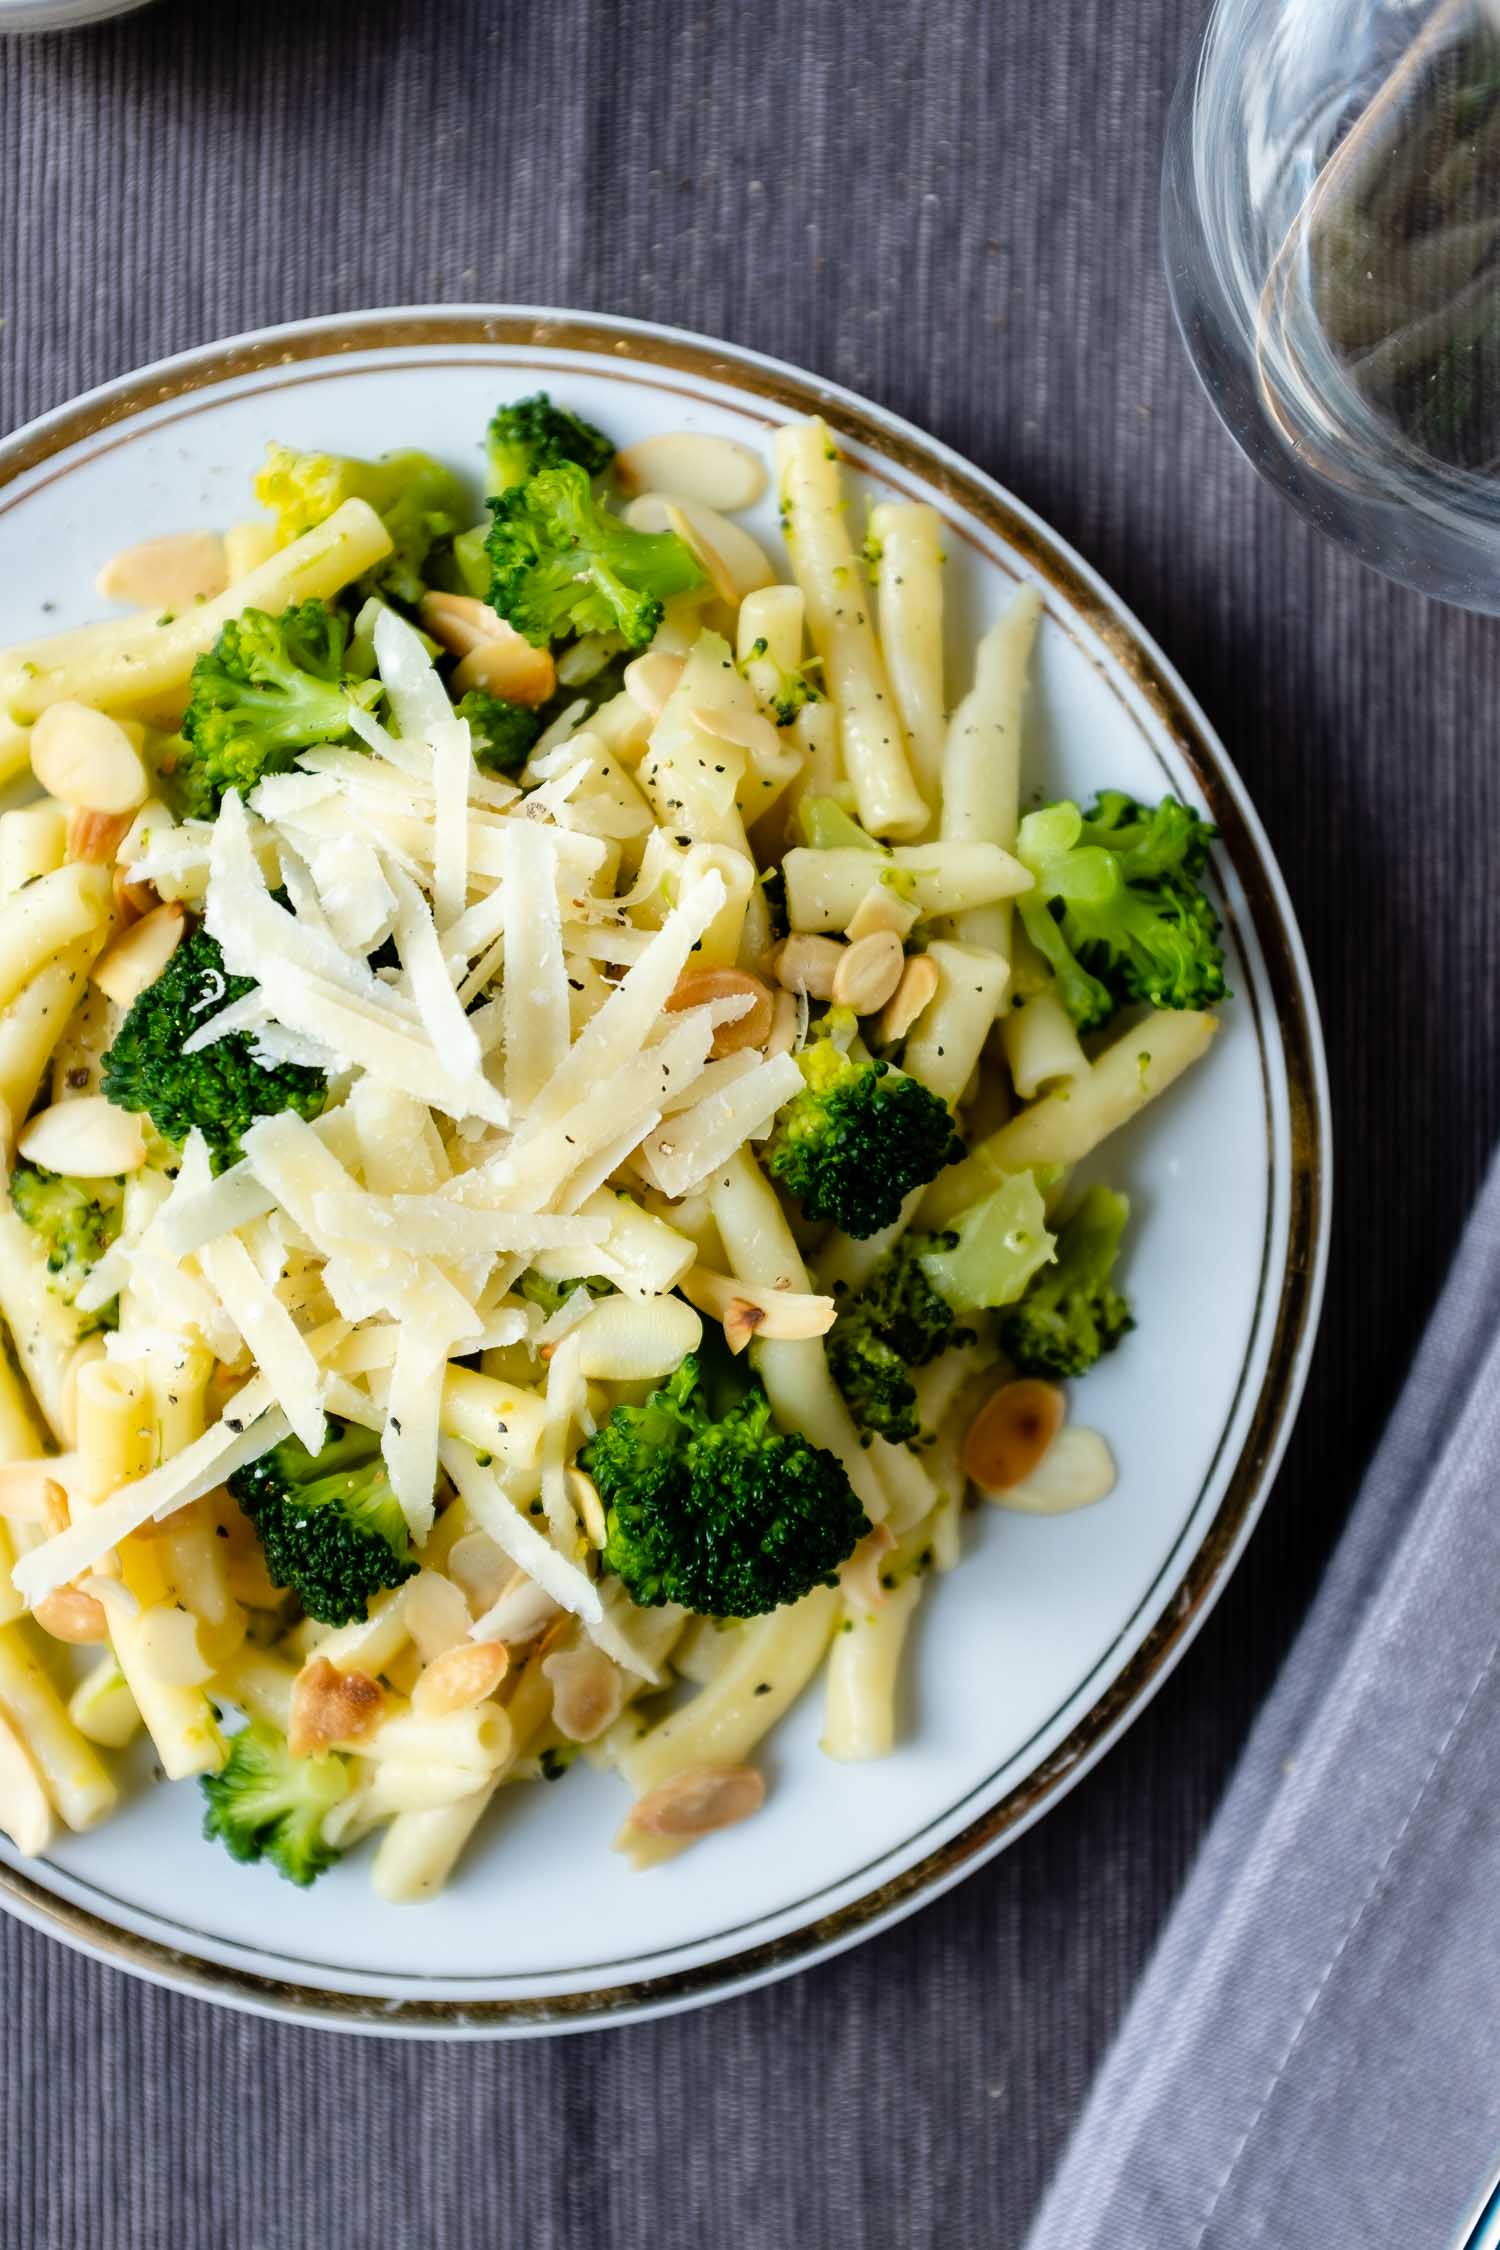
[0,309,1329,2034]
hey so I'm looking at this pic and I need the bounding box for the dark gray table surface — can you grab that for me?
[3,4,1499,2245]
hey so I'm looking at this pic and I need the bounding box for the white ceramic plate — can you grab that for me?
[0,309,1329,2035]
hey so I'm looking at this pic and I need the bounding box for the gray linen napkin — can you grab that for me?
[1024,1151,1500,2250]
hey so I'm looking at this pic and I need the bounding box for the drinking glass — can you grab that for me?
[1164,0,1500,608]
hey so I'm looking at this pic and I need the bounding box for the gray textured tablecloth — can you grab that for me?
[2,4,1499,2246]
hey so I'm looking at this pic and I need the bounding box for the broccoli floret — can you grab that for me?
[485,392,615,495]
[826,1236,966,1444]
[166,600,382,820]
[1015,792,1227,1031]
[255,443,471,607]
[101,923,325,1174]
[7,1162,123,1331]
[200,1719,349,1887]
[228,1418,417,1627]
[997,1186,1134,1379]
[515,1269,615,1319]
[485,461,704,651]
[741,635,824,726]
[765,1011,962,1238]
[580,1349,869,1617]
[456,688,544,776]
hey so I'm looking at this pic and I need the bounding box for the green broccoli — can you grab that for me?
[765,1010,963,1238]
[7,1162,123,1331]
[515,1269,615,1319]
[200,1719,350,1887]
[456,688,545,776]
[580,1348,870,1617]
[826,1235,967,1444]
[101,922,325,1173]
[997,1185,1134,1379]
[1015,791,1227,1031]
[227,1418,417,1627]
[741,635,824,726]
[485,461,704,650]
[255,442,471,607]
[485,392,615,495]
[166,600,382,820]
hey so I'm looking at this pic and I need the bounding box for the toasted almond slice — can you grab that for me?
[412,1639,510,1716]
[838,1522,897,1611]
[623,493,776,604]
[96,530,228,612]
[289,1655,385,1757]
[678,1264,836,1351]
[688,704,785,765]
[447,1529,510,1618]
[846,882,921,944]
[622,650,685,719]
[404,1570,472,1663]
[91,901,186,1008]
[475,1568,560,1648]
[664,966,774,1056]
[992,1425,1117,1515]
[0,1710,54,1856]
[418,591,502,659]
[765,989,799,1058]
[832,929,905,1016]
[771,932,844,1000]
[542,1644,629,1743]
[627,1762,766,1838]
[878,952,941,1043]
[66,808,134,866]
[18,1095,146,1178]
[961,1379,1066,1494]
[31,704,149,816]
[0,1466,67,1528]
[615,433,768,512]
[453,631,556,707]
[112,862,158,926]
[33,1587,109,1645]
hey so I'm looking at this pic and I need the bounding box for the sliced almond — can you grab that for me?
[289,1655,385,1757]
[664,966,773,1056]
[33,1587,109,1645]
[627,1762,766,1838]
[614,432,768,512]
[765,989,799,1058]
[878,952,941,1043]
[474,1568,560,1648]
[542,1644,629,1743]
[412,1639,510,1716]
[623,494,776,604]
[0,1710,53,1857]
[403,1570,472,1663]
[96,530,228,612]
[678,1264,836,1352]
[0,1467,67,1529]
[688,704,785,765]
[846,882,921,944]
[418,591,503,659]
[622,650,685,719]
[446,1529,510,1618]
[30,704,149,816]
[453,631,556,707]
[17,1095,146,1177]
[113,862,158,926]
[992,1425,1117,1515]
[771,932,844,1000]
[91,901,186,1008]
[65,808,134,866]
[832,930,905,1016]
[960,1379,1066,1494]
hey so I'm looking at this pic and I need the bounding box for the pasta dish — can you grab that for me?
[0,397,1227,1898]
